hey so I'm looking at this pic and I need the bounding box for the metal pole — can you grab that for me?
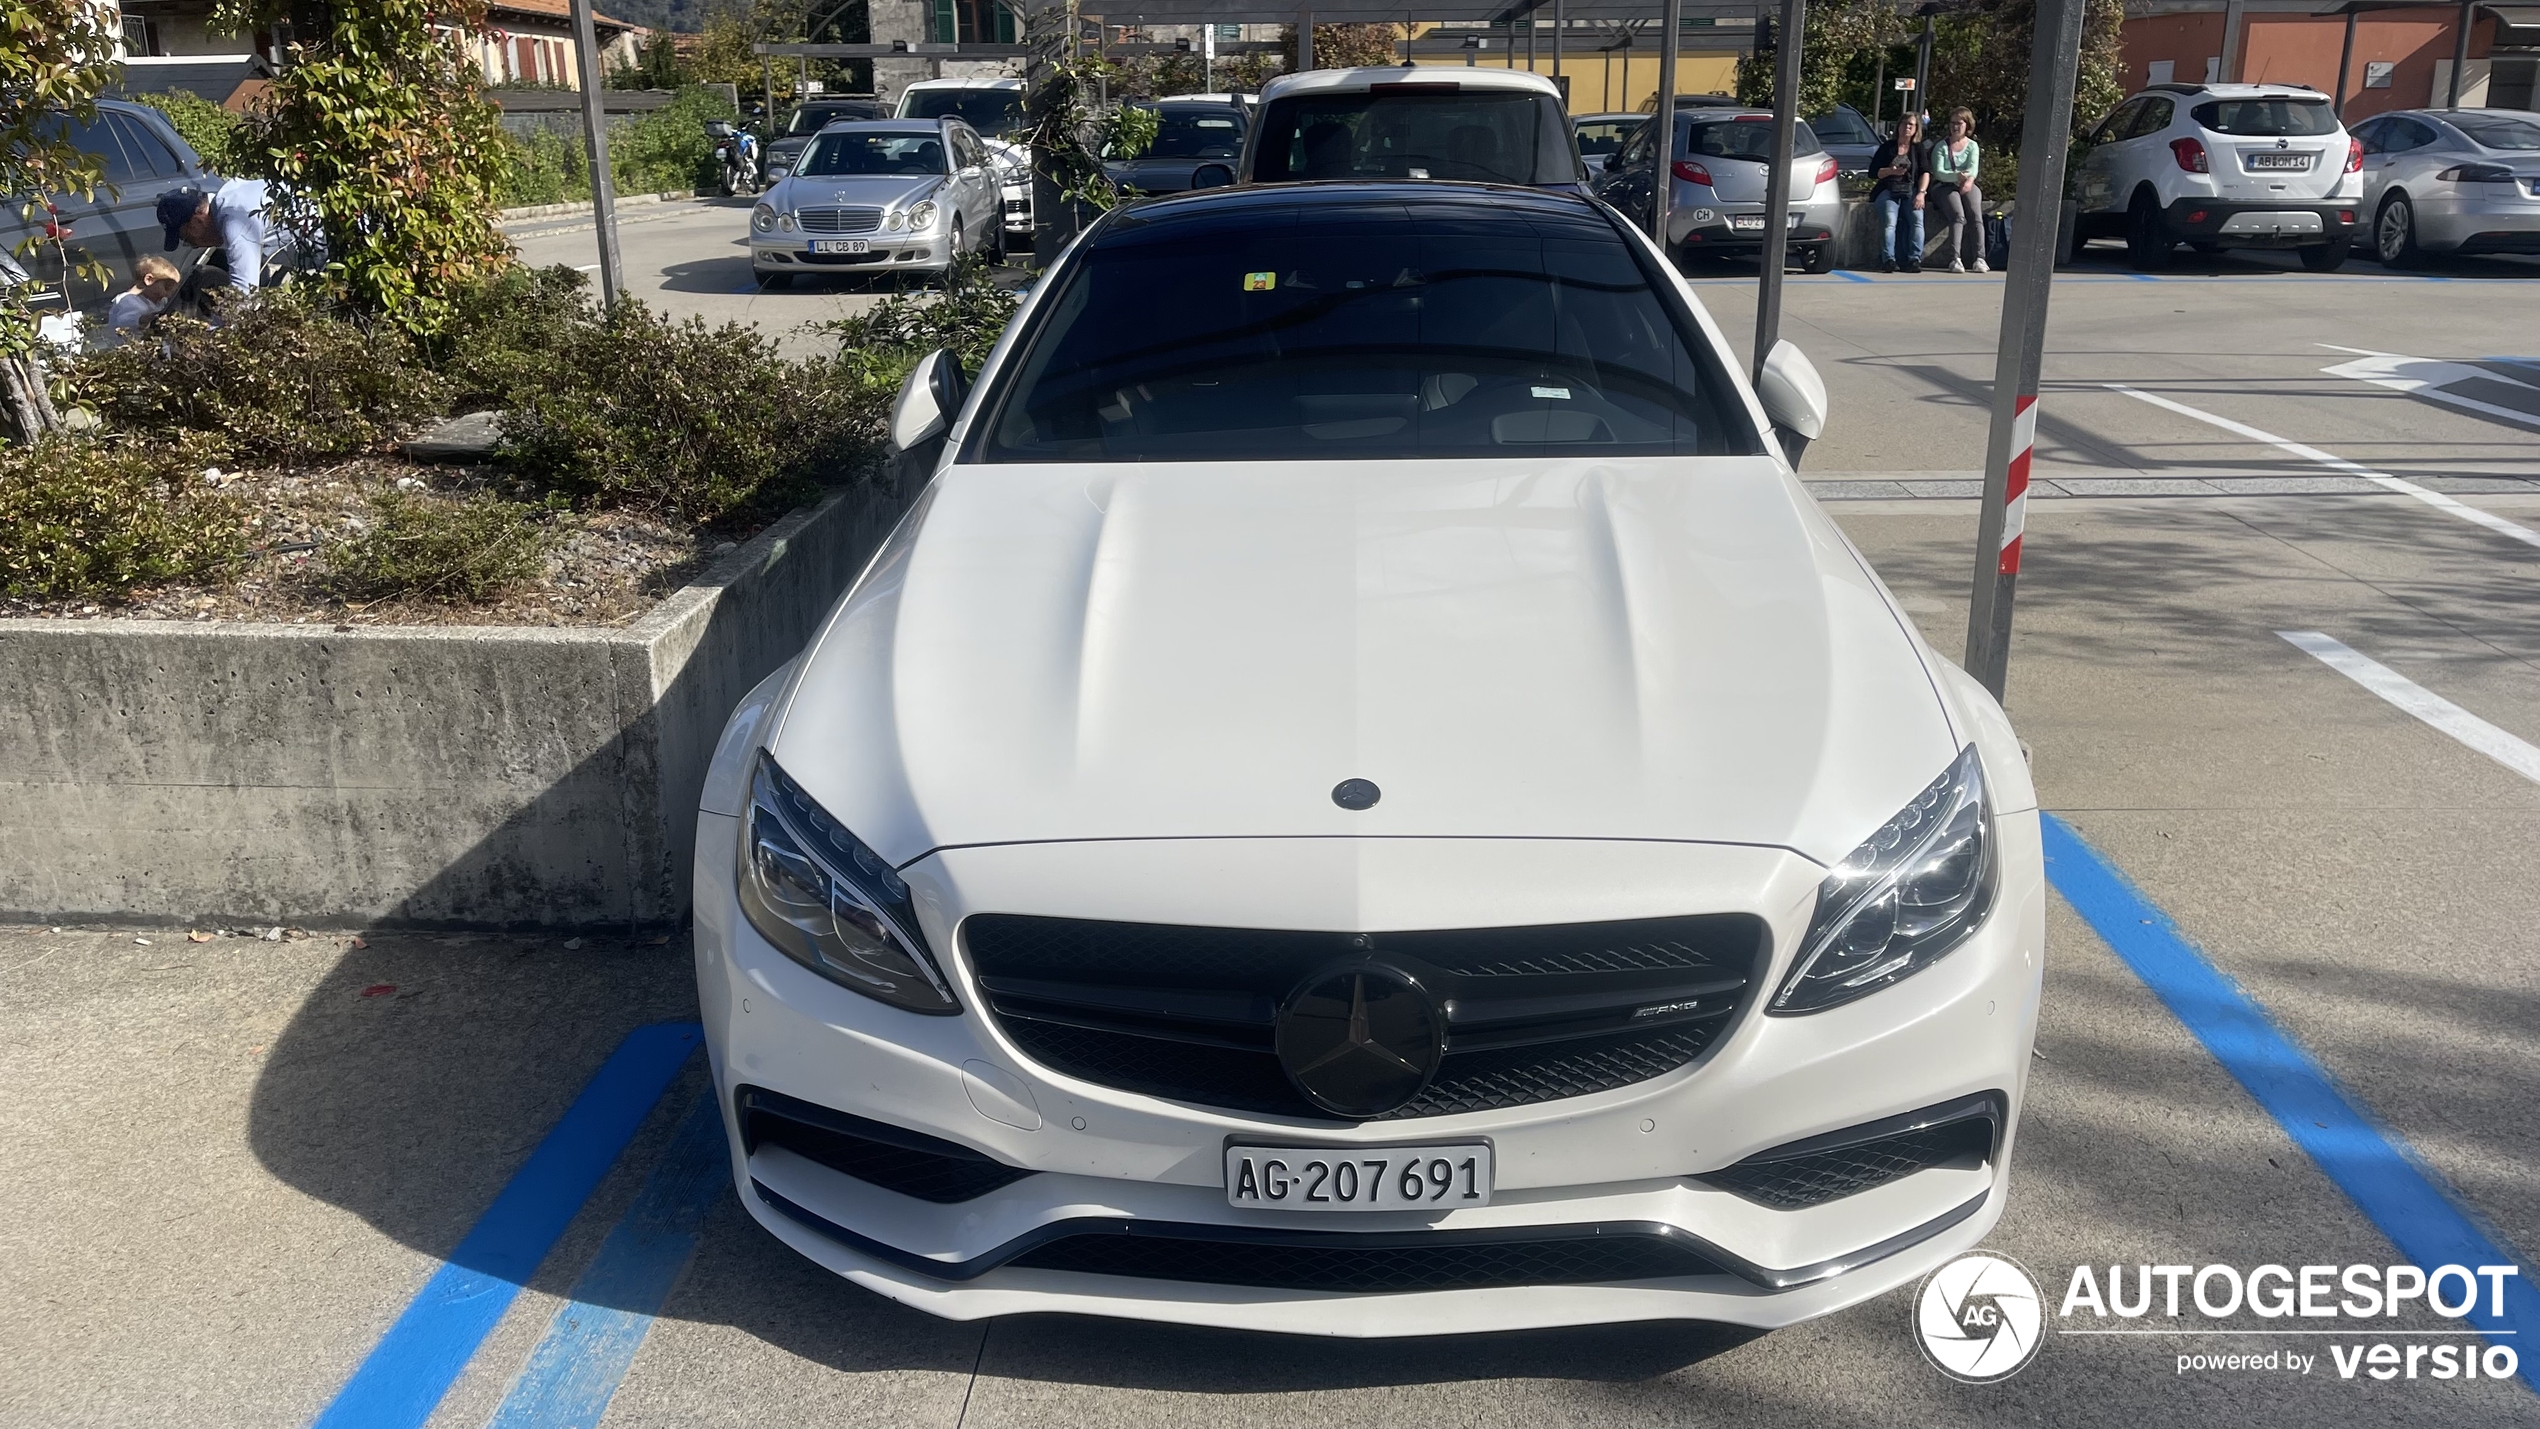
[2334,7,2356,117]
[1872,49,1884,128]
[1752,0,1801,377]
[763,53,774,120]
[2447,0,2471,106]
[569,0,623,306]
[1914,14,1931,123]
[1653,0,1679,249]
[1962,0,2085,700]
[1299,9,1314,71]
[1528,7,1536,72]
[1554,0,1565,84]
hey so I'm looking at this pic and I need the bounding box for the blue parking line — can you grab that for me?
[1831,269,1874,283]
[485,1091,733,1429]
[309,1022,703,1429]
[2042,814,2537,1392]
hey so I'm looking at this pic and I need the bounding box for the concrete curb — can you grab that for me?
[499,191,699,224]
[0,483,908,930]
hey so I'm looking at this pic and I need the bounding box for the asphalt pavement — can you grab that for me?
[6,216,2540,1428]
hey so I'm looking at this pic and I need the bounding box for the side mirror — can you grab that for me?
[1190,162,1235,189]
[1755,340,1828,469]
[891,349,967,451]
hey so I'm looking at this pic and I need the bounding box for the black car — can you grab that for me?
[1106,97,1250,196]
[766,98,889,182]
[0,98,215,313]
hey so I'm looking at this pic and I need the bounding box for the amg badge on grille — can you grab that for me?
[1274,964,1443,1118]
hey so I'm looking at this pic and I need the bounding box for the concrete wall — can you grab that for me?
[0,484,907,930]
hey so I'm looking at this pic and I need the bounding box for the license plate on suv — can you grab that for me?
[810,239,869,254]
[2246,152,2312,171]
[1225,1144,1493,1211]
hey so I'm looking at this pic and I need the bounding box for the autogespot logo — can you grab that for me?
[1916,1252,2047,1383]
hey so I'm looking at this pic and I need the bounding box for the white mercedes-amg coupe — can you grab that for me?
[693,179,2045,1337]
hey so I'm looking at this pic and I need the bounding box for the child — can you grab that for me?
[107,255,180,337]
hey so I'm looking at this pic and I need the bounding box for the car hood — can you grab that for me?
[773,173,944,208]
[774,458,1961,869]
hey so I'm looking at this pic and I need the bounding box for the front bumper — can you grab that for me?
[1003,184,1032,233]
[751,230,955,273]
[694,820,2046,1335]
[2163,197,2358,247]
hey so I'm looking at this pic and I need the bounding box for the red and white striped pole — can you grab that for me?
[1964,0,2084,702]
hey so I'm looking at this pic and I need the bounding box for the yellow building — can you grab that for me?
[1408,22,1745,116]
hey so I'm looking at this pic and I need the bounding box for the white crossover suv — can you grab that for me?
[694,180,2046,1337]
[2066,82,2362,270]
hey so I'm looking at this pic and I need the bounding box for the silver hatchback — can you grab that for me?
[1592,109,1843,271]
[2350,108,2540,264]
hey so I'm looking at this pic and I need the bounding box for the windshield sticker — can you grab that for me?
[1532,386,1573,400]
[1244,271,1277,291]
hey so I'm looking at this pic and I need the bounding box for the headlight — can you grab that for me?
[737,752,958,1015]
[751,203,776,233]
[884,211,907,231]
[906,199,939,232]
[778,212,796,232]
[1770,745,1993,1015]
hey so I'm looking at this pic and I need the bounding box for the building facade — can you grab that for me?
[2121,0,2538,120]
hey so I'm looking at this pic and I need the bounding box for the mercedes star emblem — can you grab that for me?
[1274,962,1444,1118]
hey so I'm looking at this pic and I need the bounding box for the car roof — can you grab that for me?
[2140,82,2326,99]
[818,120,951,134]
[1574,112,1645,124]
[1258,66,1560,102]
[904,77,1022,91]
[1113,178,1607,231]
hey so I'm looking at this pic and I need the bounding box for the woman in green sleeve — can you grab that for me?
[1925,108,1987,274]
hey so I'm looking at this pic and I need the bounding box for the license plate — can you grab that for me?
[810,239,869,254]
[1729,214,1765,231]
[2247,153,2312,171]
[1225,1143,1493,1211]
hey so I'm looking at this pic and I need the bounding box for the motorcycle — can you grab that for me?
[710,121,761,197]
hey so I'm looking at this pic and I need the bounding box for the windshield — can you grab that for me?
[1132,108,1247,160]
[902,88,1024,136]
[1251,90,1577,185]
[786,103,881,137]
[1682,116,1826,159]
[2453,112,2540,151]
[1807,108,1876,144]
[980,198,1758,462]
[2192,98,2340,137]
[798,132,946,177]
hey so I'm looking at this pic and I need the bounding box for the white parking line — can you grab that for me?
[2278,631,2540,785]
[2108,384,2540,551]
[2314,343,2540,432]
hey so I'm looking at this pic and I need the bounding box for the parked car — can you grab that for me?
[1595,107,1842,272]
[1806,104,1882,180]
[2348,107,2540,265]
[1573,111,1645,171]
[0,97,212,314]
[748,119,1006,287]
[897,77,1032,243]
[1233,68,1586,193]
[698,175,2042,1339]
[2064,82,2361,271]
[1106,95,1250,195]
[766,98,888,184]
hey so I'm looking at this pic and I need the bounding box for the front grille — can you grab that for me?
[966,914,1767,1122]
[737,1085,1036,1204]
[1704,1093,2003,1209]
[795,206,883,234]
[1007,1225,1727,1292]
[798,251,889,265]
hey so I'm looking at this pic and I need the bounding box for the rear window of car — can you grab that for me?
[1251,89,1578,186]
[901,88,1023,137]
[2452,112,2540,150]
[786,103,883,135]
[977,197,1761,462]
[2191,97,2339,137]
[1808,109,1876,144]
[1134,107,1247,160]
[1683,116,1826,159]
[799,132,946,176]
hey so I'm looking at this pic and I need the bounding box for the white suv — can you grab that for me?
[2064,82,2362,270]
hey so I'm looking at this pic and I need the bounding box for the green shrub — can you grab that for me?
[68,288,449,462]
[828,256,1021,374]
[433,263,595,411]
[610,85,735,197]
[498,125,583,207]
[0,437,245,599]
[132,90,246,174]
[325,489,560,603]
[497,297,869,523]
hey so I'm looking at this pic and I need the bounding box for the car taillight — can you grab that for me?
[2346,136,2363,173]
[2170,137,2208,173]
[1672,159,1714,186]
[1815,156,1838,185]
[2437,161,2516,182]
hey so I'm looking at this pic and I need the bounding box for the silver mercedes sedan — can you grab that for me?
[2351,108,2540,264]
[750,119,1006,288]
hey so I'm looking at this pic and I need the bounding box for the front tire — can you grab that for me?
[2375,194,2423,267]
[2298,236,2352,272]
[2126,191,2173,271]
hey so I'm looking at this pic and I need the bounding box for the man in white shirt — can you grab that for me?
[156,178,297,296]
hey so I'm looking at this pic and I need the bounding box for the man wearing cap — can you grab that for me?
[157,178,295,299]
